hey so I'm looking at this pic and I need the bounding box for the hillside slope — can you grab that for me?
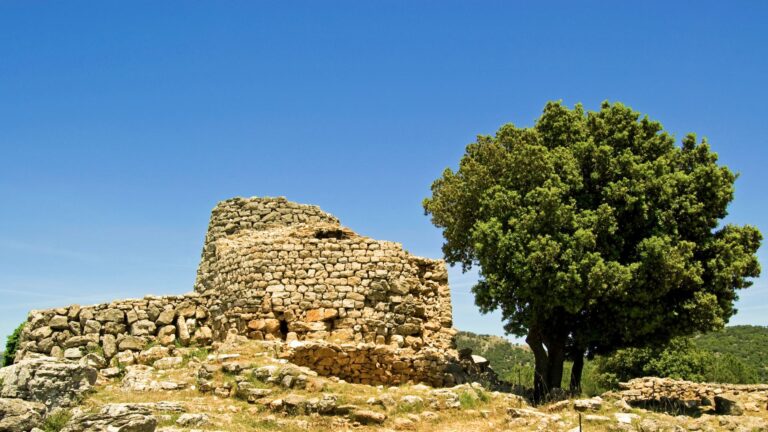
[454,331,533,385]
[693,325,768,382]
[457,326,768,387]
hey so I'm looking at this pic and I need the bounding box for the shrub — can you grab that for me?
[3,323,26,366]
[593,337,761,388]
[42,409,72,432]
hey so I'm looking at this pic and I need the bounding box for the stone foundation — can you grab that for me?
[615,377,768,414]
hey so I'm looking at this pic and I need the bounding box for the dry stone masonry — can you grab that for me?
[615,377,768,415]
[14,197,466,386]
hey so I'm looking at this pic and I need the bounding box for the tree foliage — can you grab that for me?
[424,101,762,400]
[3,322,25,366]
[692,325,768,382]
[594,336,760,387]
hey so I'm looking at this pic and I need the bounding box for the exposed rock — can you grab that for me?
[64,348,83,360]
[137,346,172,365]
[79,353,106,369]
[118,336,146,352]
[573,397,603,412]
[400,395,424,406]
[714,395,744,416]
[131,320,156,337]
[348,409,387,425]
[157,326,176,346]
[176,413,209,427]
[176,317,190,346]
[0,397,46,432]
[153,357,183,369]
[49,315,69,330]
[102,334,117,359]
[282,394,308,413]
[614,412,639,424]
[155,309,176,326]
[393,417,415,430]
[61,403,157,432]
[101,367,122,378]
[116,350,135,366]
[0,357,97,408]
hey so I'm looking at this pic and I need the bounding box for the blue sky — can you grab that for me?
[1,1,767,344]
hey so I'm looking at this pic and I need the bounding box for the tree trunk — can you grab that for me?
[545,342,565,393]
[569,352,584,395]
[526,329,548,403]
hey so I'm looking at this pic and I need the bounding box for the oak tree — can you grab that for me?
[423,101,761,401]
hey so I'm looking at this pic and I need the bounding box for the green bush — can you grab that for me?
[42,409,72,432]
[593,337,761,388]
[3,323,26,366]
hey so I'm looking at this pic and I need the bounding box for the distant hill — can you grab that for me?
[454,331,533,383]
[457,325,768,387]
[692,325,768,382]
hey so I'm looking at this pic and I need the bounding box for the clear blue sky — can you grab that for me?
[1,1,767,344]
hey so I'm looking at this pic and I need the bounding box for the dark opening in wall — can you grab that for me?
[279,319,289,340]
[314,229,348,240]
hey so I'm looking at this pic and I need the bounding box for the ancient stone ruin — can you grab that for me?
[15,197,470,386]
[614,377,768,416]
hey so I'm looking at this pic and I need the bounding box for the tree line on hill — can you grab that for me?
[456,325,768,396]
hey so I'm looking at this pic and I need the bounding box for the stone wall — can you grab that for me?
[15,197,459,385]
[616,377,768,414]
[192,196,455,351]
[281,341,457,387]
[14,295,215,366]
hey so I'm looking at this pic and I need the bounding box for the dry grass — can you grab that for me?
[77,340,767,432]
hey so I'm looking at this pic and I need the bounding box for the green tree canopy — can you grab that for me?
[424,101,761,401]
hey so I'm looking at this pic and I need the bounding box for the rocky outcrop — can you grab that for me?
[0,397,46,432]
[60,403,157,432]
[0,356,97,408]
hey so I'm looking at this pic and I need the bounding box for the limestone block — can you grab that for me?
[156,309,176,326]
[126,310,138,325]
[64,347,83,360]
[103,322,127,335]
[264,319,281,336]
[30,326,53,340]
[158,325,177,346]
[137,346,171,365]
[176,302,196,318]
[306,308,338,322]
[50,315,69,330]
[192,326,212,345]
[96,309,125,323]
[116,351,135,366]
[118,336,146,351]
[102,334,117,359]
[177,316,190,346]
[130,320,156,337]
[64,336,93,348]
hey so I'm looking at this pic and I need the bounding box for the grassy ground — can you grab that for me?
[71,339,767,432]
